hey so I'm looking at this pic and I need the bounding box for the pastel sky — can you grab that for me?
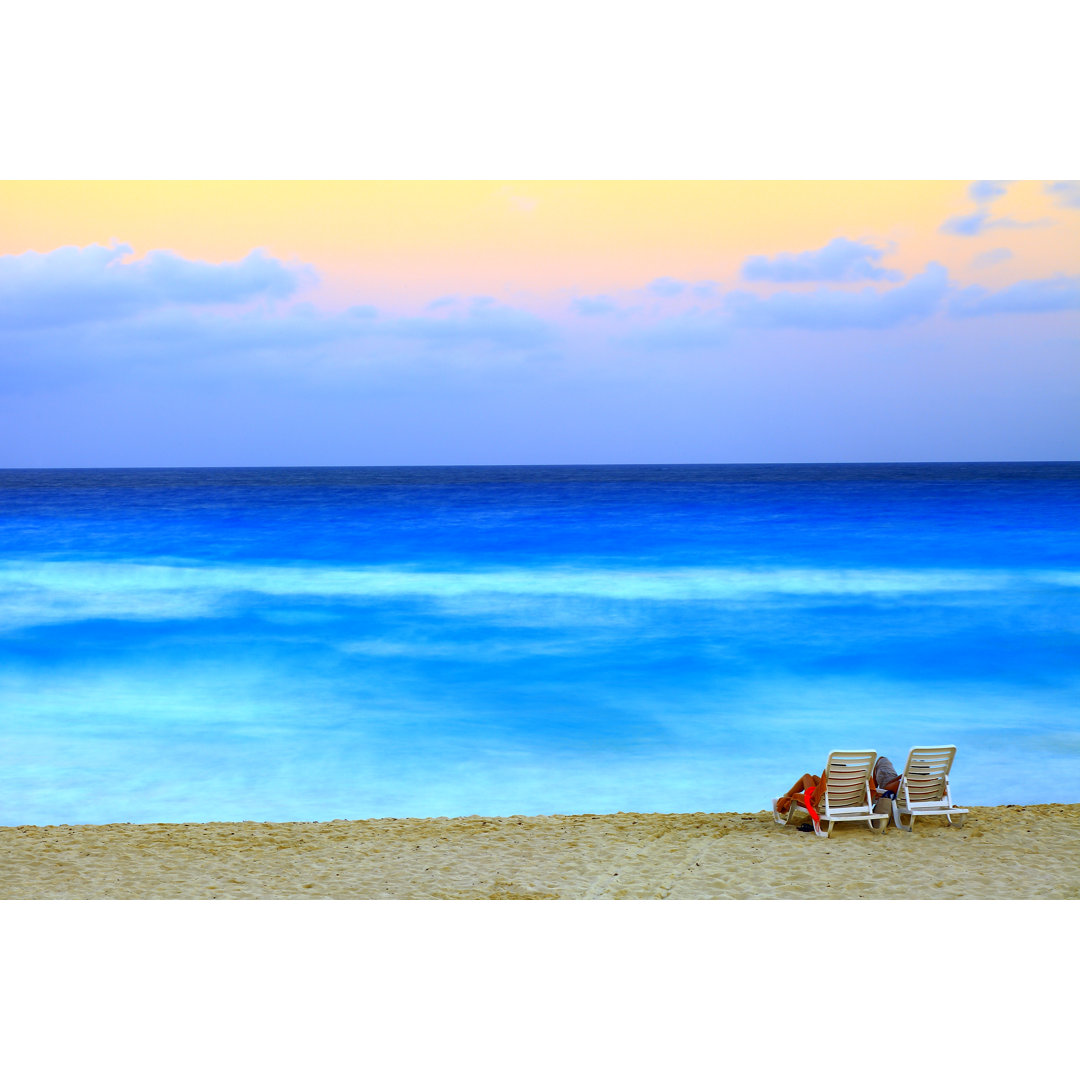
[2,180,1078,466]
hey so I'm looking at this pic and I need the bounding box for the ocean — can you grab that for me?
[1,463,1078,825]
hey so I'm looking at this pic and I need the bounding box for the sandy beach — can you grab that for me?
[2,803,1076,899]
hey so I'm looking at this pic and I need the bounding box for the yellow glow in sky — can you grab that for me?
[0,181,1074,308]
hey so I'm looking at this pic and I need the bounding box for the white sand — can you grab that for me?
[2,803,1077,899]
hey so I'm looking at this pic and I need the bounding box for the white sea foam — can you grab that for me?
[2,559,1078,631]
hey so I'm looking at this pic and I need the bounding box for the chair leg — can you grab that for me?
[892,801,912,832]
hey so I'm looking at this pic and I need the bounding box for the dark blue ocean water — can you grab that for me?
[2,463,1078,825]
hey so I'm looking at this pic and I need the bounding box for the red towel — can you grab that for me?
[803,786,821,827]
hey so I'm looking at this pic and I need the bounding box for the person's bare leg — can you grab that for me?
[776,773,817,814]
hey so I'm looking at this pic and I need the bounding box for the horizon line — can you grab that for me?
[2,459,1078,472]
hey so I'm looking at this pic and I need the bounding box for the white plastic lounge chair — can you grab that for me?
[772,750,890,838]
[892,745,969,831]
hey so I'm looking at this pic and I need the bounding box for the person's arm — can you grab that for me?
[873,766,901,797]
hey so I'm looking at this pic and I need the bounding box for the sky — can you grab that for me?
[1,179,1078,466]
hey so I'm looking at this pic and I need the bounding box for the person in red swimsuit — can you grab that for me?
[774,770,827,818]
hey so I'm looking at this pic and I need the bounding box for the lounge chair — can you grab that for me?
[891,745,969,831]
[772,750,890,838]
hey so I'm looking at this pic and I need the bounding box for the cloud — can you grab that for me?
[1045,181,1080,209]
[624,265,952,343]
[572,295,620,317]
[969,180,1009,203]
[970,248,1013,268]
[938,181,1064,235]
[939,209,992,237]
[390,298,554,350]
[0,243,312,332]
[647,277,722,299]
[949,275,1080,318]
[724,263,949,331]
[940,185,1054,237]
[648,277,687,298]
[0,261,558,395]
[940,210,1054,236]
[0,244,551,361]
[572,280,716,318]
[741,237,902,283]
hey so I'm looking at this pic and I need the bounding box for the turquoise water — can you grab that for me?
[1,463,1078,825]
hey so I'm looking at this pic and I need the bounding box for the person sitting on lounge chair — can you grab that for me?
[774,769,827,817]
[873,755,901,798]
[776,755,899,817]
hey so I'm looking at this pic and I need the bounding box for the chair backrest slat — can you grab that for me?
[902,745,957,804]
[824,750,875,810]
